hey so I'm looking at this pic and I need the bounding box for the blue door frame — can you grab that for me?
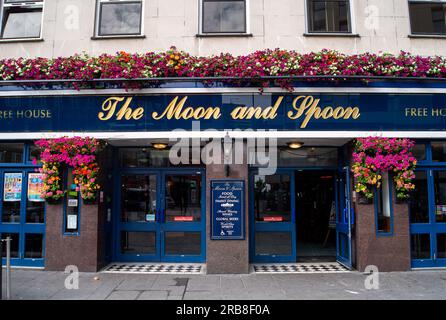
[249,167,350,265]
[0,168,45,267]
[249,168,297,263]
[335,167,353,269]
[410,167,446,268]
[113,168,206,263]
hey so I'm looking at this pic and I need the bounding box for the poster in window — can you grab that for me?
[4,172,22,202]
[27,173,45,202]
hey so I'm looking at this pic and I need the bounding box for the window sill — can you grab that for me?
[91,35,146,40]
[0,37,44,43]
[409,34,446,39]
[196,33,253,38]
[304,33,360,38]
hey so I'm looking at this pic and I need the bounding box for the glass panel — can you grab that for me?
[410,171,429,223]
[165,232,201,255]
[203,0,246,33]
[411,234,431,259]
[121,175,157,223]
[255,232,292,256]
[0,233,19,258]
[254,174,291,222]
[412,143,426,161]
[437,234,446,259]
[65,169,79,233]
[121,231,156,255]
[308,0,351,33]
[434,171,446,223]
[2,172,23,223]
[432,142,446,162]
[338,233,349,259]
[0,143,24,163]
[278,147,338,167]
[2,201,21,223]
[29,145,41,163]
[376,173,392,233]
[26,200,45,224]
[409,3,446,35]
[99,2,142,36]
[1,8,42,39]
[165,174,201,222]
[119,148,170,167]
[24,233,43,258]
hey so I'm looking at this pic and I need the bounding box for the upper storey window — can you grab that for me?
[201,0,247,34]
[307,0,352,33]
[95,0,143,37]
[0,0,44,40]
[409,0,446,35]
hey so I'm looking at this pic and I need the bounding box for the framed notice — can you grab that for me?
[27,173,45,202]
[4,172,23,202]
[211,180,245,240]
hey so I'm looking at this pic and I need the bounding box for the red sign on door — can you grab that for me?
[174,216,194,222]
[263,216,283,222]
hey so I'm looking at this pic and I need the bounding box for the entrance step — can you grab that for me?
[252,262,350,274]
[102,263,204,275]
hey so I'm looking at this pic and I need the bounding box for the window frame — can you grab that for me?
[0,0,44,41]
[94,0,144,38]
[374,172,394,237]
[305,0,355,35]
[199,0,250,35]
[408,0,446,37]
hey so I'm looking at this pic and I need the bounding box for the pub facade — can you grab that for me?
[0,0,446,273]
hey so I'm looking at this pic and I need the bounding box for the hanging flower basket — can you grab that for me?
[34,137,103,203]
[352,137,417,201]
[45,197,64,205]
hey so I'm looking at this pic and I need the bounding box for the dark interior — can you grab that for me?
[295,171,337,262]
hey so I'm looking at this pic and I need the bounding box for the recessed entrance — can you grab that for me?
[295,171,336,262]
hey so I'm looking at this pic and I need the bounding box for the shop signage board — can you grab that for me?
[0,93,445,132]
[211,180,245,240]
[4,172,22,201]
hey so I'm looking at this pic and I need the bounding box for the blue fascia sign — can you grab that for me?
[211,180,245,240]
[0,93,445,132]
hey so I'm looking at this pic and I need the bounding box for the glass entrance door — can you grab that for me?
[0,169,46,267]
[335,167,353,269]
[250,169,296,263]
[410,169,446,268]
[116,169,205,262]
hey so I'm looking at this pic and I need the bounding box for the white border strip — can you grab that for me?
[0,131,445,140]
[1,86,446,96]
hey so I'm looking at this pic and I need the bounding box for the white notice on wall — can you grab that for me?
[67,215,77,230]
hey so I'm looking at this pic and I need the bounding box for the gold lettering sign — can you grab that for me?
[288,96,361,128]
[97,95,361,128]
[152,96,221,120]
[98,97,144,121]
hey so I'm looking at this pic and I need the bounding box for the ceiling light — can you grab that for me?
[152,143,168,150]
[287,142,304,149]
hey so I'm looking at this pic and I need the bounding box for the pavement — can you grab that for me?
[2,268,446,300]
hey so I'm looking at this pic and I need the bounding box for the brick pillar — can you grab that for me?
[45,203,100,272]
[205,142,250,274]
[354,193,411,272]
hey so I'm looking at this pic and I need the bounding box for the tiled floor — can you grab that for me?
[252,262,350,274]
[102,263,204,275]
